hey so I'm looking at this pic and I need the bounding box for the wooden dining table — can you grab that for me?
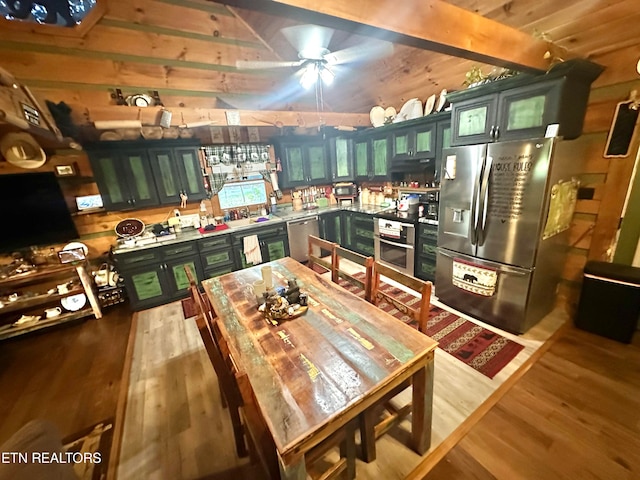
[202,257,438,479]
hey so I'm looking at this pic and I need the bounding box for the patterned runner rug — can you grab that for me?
[338,276,524,379]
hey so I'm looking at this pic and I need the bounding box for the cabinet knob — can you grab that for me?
[494,126,500,140]
[489,126,496,139]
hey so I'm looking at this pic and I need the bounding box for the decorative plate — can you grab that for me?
[369,106,385,127]
[436,89,448,112]
[115,218,145,238]
[61,293,87,312]
[424,94,436,115]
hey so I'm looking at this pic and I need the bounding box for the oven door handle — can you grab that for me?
[377,236,414,250]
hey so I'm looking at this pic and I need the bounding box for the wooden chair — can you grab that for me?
[186,266,248,458]
[359,261,433,462]
[331,246,374,302]
[212,319,357,480]
[307,234,337,274]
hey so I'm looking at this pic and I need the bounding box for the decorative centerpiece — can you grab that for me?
[258,278,308,325]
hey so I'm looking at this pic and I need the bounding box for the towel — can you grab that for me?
[243,235,262,265]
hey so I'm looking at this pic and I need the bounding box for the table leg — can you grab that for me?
[279,456,307,480]
[411,352,435,454]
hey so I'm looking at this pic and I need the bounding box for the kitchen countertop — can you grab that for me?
[112,203,394,255]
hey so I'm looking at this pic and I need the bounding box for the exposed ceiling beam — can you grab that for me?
[213,0,551,73]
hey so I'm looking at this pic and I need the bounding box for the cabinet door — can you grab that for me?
[435,120,451,182]
[354,137,370,180]
[165,257,202,299]
[352,213,375,256]
[123,263,170,311]
[496,80,562,142]
[148,147,183,205]
[414,122,436,157]
[174,147,207,201]
[451,94,498,146]
[306,142,330,183]
[370,134,390,180]
[392,127,413,161]
[342,212,354,250]
[90,150,158,211]
[320,211,342,244]
[263,237,289,262]
[120,150,160,209]
[330,136,353,182]
[281,144,306,187]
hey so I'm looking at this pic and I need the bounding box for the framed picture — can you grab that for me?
[54,163,77,177]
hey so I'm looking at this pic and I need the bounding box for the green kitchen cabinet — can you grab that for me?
[449,60,604,146]
[88,148,159,211]
[391,122,436,161]
[354,131,389,182]
[415,222,438,282]
[274,137,330,188]
[87,140,203,211]
[115,241,203,311]
[435,119,451,182]
[198,233,235,279]
[343,211,374,256]
[319,210,343,244]
[148,145,207,205]
[232,223,289,269]
[328,135,354,182]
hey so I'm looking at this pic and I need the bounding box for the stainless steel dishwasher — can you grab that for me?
[286,215,320,262]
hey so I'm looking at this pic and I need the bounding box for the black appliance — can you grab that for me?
[419,190,439,222]
[0,172,79,253]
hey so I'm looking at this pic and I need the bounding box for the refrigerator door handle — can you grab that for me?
[469,156,484,246]
[476,155,493,246]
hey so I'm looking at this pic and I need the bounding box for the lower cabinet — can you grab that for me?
[198,233,235,279]
[349,212,375,256]
[415,223,438,282]
[115,241,203,311]
[319,211,343,244]
[232,224,289,269]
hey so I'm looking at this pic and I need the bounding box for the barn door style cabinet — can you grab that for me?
[448,59,604,146]
[328,135,354,182]
[354,130,390,182]
[87,140,204,211]
[114,241,203,311]
[273,137,331,188]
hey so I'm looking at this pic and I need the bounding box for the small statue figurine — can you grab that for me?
[285,278,300,305]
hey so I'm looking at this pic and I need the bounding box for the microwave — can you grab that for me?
[334,182,357,198]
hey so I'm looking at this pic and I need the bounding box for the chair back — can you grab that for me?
[185,265,217,321]
[372,261,432,334]
[332,246,374,302]
[308,235,337,274]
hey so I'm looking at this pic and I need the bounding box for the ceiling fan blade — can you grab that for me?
[324,40,394,65]
[236,60,302,70]
[281,24,335,57]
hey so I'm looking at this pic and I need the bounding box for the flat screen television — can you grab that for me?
[0,172,79,254]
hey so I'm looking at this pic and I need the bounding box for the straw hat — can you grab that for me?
[0,132,46,169]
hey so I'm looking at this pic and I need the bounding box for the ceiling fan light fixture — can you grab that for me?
[300,62,319,89]
[319,65,334,86]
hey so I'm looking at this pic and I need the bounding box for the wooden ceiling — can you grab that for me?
[0,0,638,129]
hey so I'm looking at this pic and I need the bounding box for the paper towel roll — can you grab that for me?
[270,171,280,191]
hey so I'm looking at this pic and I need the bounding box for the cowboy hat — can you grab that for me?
[0,132,46,169]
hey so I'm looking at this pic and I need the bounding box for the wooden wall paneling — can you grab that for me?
[562,250,588,283]
[104,0,256,42]
[591,45,640,88]
[568,216,596,250]
[574,200,600,215]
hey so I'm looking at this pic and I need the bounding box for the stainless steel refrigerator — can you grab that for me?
[436,137,577,333]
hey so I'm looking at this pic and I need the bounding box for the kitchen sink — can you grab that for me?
[226,217,271,228]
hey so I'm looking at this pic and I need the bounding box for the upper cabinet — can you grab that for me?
[354,130,390,182]
[328,135,354,182]
[148,146,207,205]
[274,137,331,189]
[391,122,436,161]
[88,148,160,211]
[448,59,604,146]
[86,140,203,211]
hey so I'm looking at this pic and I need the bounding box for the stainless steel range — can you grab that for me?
[374,212,417,276]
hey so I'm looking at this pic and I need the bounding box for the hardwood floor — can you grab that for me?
[424,327,640,480]
[1,298,638,480]
[0,304,131,444]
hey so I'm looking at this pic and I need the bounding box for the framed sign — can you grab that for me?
[54,163,77,177]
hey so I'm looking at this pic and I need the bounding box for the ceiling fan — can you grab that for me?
[236,24,393,89]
